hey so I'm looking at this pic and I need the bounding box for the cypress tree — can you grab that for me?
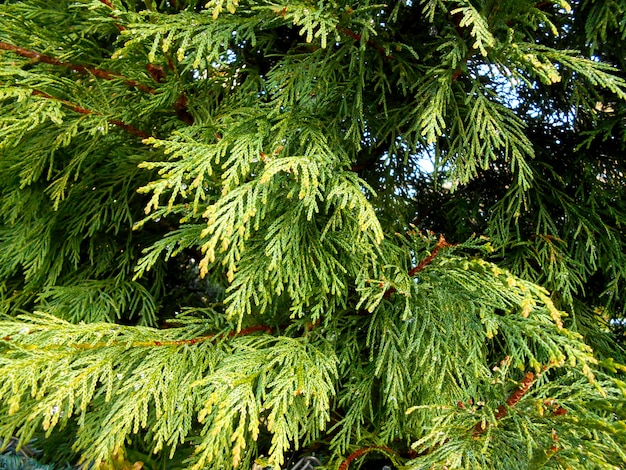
[1,0,625,468]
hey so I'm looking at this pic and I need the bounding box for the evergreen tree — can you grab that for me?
[1,0,626,468]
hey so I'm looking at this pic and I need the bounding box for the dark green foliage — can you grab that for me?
[0,438,60,470]
[1,1,626,469]
[0,454,53,470]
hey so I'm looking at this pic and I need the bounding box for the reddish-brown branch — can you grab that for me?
[534,2,553,11]
[31,90,92,115]
[350,142,388,173]
[408,234,450,276]
[31,90,149,138]
[502,372,535,407]
[416,373,538,458]
[306,318,321,332]
[96,0,126,31]
[336,26,393,60]
[108,119,150,138]
[338,446,395,470]
[229,324,273,337]
[173,94,194,125]
[146,63,167,83]
[0,41,153,93]
[0,41,196,126]
[384,234,450,299]
[474,371,536,435]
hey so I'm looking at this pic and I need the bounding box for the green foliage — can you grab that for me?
[0,453,54,470]
[1,0,626,469]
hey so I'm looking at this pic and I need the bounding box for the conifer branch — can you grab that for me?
[449,0,555,81]
[270,5,392,59]
[336,26,393,60]
[407,235,450,277]
[384,235,450,299]
[451,62,467,81]
[338,445,396,470]
[30,90,91,116]
[96,0,126,31]
[1,40,194,125]
[473,371,536,436]
[0,41,153,93]
[417,373,549,459]
[68,324,273,350]
[31,90,149,138]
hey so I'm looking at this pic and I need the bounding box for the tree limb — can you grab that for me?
[96,0,126,31]
[338,445,396,470]
[31,90,149,138]
[0,41,154,93]
[336,26,393,60]
[473,371,536,435]
[384,234,450,299]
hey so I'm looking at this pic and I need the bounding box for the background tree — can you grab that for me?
[1,0,626,469]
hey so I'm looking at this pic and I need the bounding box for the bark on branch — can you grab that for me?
[473,371,536,435]
[0,41,154,93]
[384,234,450,299]
[338,445,396,470]
[31,90,149,138]
[97,0,126,31]
[336,26,393,60]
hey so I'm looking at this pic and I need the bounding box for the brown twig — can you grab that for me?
[97,0,126,31]
[108,119,150,138]
[0,41,154,93]
[416,370,562,459]
[336,26,393,60]
[31,90,149,138]
[473,371,536,435]
[383,234,450,299]
[534,2,553,11]
[2,324,273,349]
[338,445,395,470]
[408,234,450,276]
[0,41,196,126]
[173,94,194,125]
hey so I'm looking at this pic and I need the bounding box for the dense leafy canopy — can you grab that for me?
[1,0,626,469]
